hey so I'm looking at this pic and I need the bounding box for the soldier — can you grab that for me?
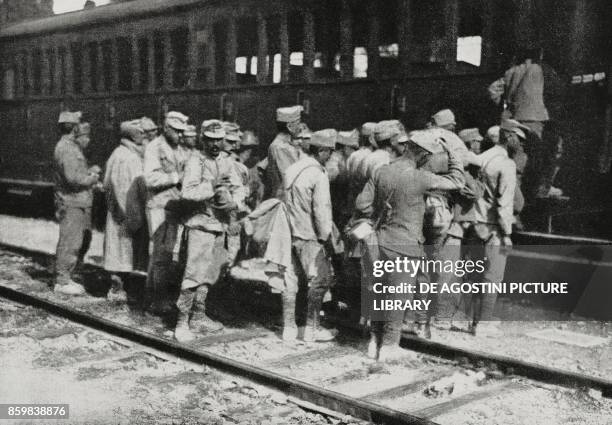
[347,122,376,188]
[429,109,457,133]
[362,120,405,181]
[103,120,148,302]
[265,106,303,199]
[175,120,246,342]
[239,131,263,210]
[53,114,100,296]
[181,125,199,151]
[462,119,517,336]
[143,111,189,315]
[283,129,338,342]
[459,128,484,155]
[355,126,465,361]
[140,117,158,143]
[327,129,358,231]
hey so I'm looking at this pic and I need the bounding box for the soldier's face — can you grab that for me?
[317,148,332,165]
[132,131,146,146]
[183,136,197,148]
[164,126,181,145]
[76,134,91,149]
[145,130,157,141]
[205,137,223,157]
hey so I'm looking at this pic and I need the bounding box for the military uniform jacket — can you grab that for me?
[181,151,246,232]
[471,145,516,235]
[504,63,550,122]
[356,153,464,256]
[283,156,333,242]
[266,133,300,199]
[143,135,184,209]
[53,135,96,208]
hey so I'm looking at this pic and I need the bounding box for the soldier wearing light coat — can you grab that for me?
[282,129,337,343]
[103,120,148,301]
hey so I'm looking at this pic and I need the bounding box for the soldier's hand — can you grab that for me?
[214,175,232,188]
[502,236,513,248]
[438,139,451,152]
[89,165,102,175]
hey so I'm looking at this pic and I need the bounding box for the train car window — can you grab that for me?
[116,37,132,91]
[2,68,15,100]
[171,27,189,88]
[408,0,446,73]
[288,12,304,82]
[21,52,29,95]
[100,40,113,91]
[456,0,483,68]
[378,0,399,78]
[351,1,368,78]
[71,43,82,94]
[87,42,98,92]
[314,0,341,80]
[32,48,42,94]
[236,18,258,85]
[47,48,55,95]
[137,38,148,91]
[59,47,67,94]
[266,15,282,84]
[213,21,228,86]
[153,33,164,89]
[194,29,210,87]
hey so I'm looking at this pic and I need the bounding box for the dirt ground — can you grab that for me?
[0,301,362,425]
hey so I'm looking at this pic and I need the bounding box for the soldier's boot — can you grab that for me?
[367,332,380,360]
[107,274,128,303]
[281,291,298,342]
[54,274,86,297]
[303,287,337,343]
[174,289,196,343]
[191,285,223,333]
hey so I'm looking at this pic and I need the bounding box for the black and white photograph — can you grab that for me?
[0,0,610,424]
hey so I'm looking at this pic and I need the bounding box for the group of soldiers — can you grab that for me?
[52,99,530,360]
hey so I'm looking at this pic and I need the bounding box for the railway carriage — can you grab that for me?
[0,0,610,236]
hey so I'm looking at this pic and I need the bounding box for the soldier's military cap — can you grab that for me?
[500,119,528,140]
[165,111,189,131]
[310,129,338,149]
[374,120,404,142]
[201,119,225,139]
[183,125,197,137]
[140,117,158,131]
[276,105,303,123]
[432,109,456,127]
[58,111,82,124]
[409,130,445,154]
[458,128,484,143]
[240,131,259,147]
[120,119,144,140]
[223,122,242,142]
[337,129,359,148]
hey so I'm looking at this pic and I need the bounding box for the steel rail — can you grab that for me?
[401,336,612,398]
[0,284,436,425]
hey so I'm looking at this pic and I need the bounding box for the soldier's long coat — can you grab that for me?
[103,139,148,273]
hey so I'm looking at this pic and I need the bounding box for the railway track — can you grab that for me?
[0,243,611,425]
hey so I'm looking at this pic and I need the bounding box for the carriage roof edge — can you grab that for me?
[0,0,212,40]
